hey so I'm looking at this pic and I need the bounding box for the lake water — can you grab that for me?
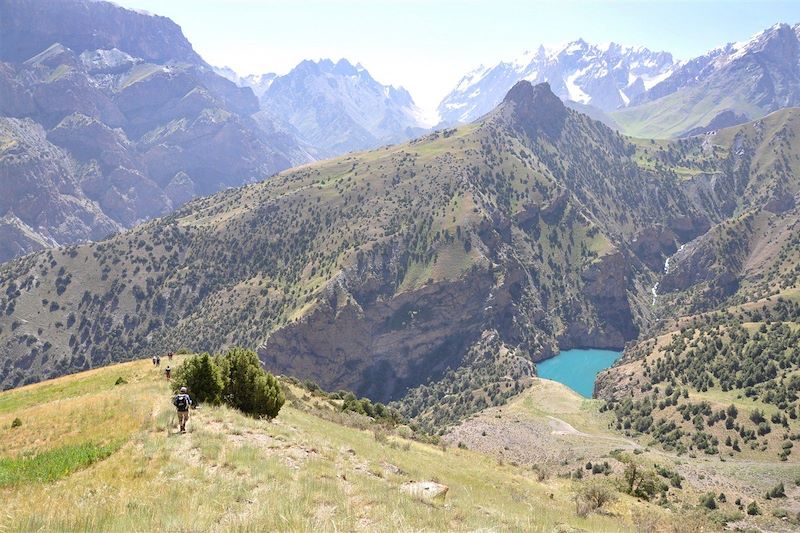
[536,348,623,398]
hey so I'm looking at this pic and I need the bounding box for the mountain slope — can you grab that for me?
[0,354,704,532]
[0,81,717,397]
[613,23,800,138]
[259,59,429,157]
[592,109,800,469]
[0,0,307,262]
[438,40,674,124]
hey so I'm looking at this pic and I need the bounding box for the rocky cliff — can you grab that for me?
[0,0,307,262]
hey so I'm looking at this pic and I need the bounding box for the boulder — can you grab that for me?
[400,481,449,503]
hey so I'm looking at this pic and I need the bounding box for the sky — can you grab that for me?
[117,0,800,117]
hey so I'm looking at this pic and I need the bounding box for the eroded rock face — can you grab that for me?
[0,117,119,262]
[502,81,569,139]
[0,0,306,262]
[260,268,495,403]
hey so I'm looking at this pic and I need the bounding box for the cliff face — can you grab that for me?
[260,268,496,403]
[0,0,306,262]
[0,117,119,262]
[0,0,203,65]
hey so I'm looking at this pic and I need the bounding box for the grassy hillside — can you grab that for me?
[0,356,690,532]
[448,377,800,531]
[612,84,765,139]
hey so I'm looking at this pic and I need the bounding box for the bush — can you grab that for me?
[699,492,717,510]
[766,482,786,499]
[10,417,22,428]
[114,376,127,386]
[574,482,616,517]
[746,501,761,515]
[173,353,225,405]
[173,348,284,418]
[220,347,284,418]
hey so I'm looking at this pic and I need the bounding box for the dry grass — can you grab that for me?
[0,358,649,532]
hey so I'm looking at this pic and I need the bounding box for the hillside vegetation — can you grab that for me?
[0,356,693,532]
[3,85,800,436]
[0,81,711,400]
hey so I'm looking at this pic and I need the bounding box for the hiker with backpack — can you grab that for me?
[165,365,171,380]
[173,386,193,433]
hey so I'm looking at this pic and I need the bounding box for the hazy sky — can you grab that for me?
[117,0,799,116]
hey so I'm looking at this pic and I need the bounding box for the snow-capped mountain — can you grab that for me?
[256,58,430,157]
[213,66,277,98]
[438,40,674,125]
[635,22,800,107]
[615,22,800,137]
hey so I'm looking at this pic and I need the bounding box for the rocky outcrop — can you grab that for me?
[0,117,119,262]
[0,0,307,262]
[502,81,568,139]
[259,268,495,403]
[400,482,449,502]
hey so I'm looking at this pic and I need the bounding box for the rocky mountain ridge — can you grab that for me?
[228,58,431,158]
[0,0,309,263]
[438,39,675,124]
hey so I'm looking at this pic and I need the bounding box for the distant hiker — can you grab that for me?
[156,356,161,366]
[168,352,174,361]
[173,386,193,433]
[165,366,171,380]
[152,355,157,366]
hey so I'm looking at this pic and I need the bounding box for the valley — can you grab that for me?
[2,2,800,530]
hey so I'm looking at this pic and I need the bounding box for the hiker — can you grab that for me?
[168,352,174,362]
[156,355,161,366]
[165,365,171,380]
[152,355,157,366]
[173,386,193,433]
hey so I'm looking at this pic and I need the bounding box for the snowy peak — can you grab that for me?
[260,58,429,157]
[636,21,800,108]
[213,66,276,98]
[438,39,675,124]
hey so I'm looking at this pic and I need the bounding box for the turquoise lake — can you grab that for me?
[536,348,622,398]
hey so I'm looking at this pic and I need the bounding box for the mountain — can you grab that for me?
[0,81,714,397]
[613,23,800,137]
[3,80,800,418]
[257,59,430,157]
[438,40,674,124]
[213,66,277,98]
[0,0,308,263]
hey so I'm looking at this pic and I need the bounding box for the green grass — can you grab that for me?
[0,441,121,487]
[0,359,148,415]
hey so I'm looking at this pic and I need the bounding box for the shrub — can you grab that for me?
[10,417,22,428]
[114,376,127,386]
[772,508,789,519]
[574,482,616,517]
[766,482,786,499]
[699,492,717,510]
[746,501,761,515]
[221,347,284,418]
[173,353,225,405]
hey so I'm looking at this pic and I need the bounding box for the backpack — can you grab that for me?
[175,394,189,411]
